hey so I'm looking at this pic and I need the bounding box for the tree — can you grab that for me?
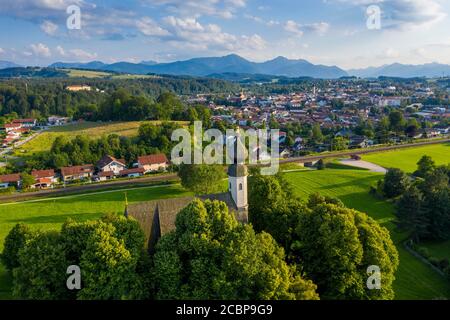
[414,155,436,178]
[20,173,36,190]
[178,164,226,195]
[292,197,399,300]
[396,186,428,242]
[153,199,319,300]
[310,123,323,144]
[389,110,406,132]
[382,168,410,198]
[316,159,325,170]
[13,232,69,300]
[1,223,35,271]
[78,222,145,300]
[331,136,349,151]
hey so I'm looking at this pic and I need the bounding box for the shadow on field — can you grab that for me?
[5,212,107,225]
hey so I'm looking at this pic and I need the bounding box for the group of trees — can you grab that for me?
[1,200,319,300]
[248,171,399,300]
[22,122,181,171]
[392,157,450,243]
[2,215,151,299]
[0,78,237,121]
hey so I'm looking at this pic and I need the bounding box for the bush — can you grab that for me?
[0,187,15,195]
[416,247,430,259]
[428,256,440,267]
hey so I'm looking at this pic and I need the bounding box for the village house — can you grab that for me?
[12,118,36,128]
[97,171,115,181]
[31,169,57,189]
[0,173,21,189]
[137,154,169,173]
[96,155,127,176]
[120,167,145,178]
[66,85,92,92]
[60,165,94,182]
[48,116,70,126]
[3,123,22,133]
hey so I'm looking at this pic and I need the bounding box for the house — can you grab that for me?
[66,85,92,92]
[3,123,22,133]
[0,174,21,189]
[12,119,36,128]
[96,155,127,176]
[137,154,169,173]
[48,116,70,126]
[97,171,115,181]
[31,169,57,189]
[349,136,370,149]
[60,165,94,182]
[120,168,145,178]
[126,136,248,252]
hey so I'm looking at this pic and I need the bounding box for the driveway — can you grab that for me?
[339,159,387,173]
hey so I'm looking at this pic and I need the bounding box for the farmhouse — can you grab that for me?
[137,154,169,173]
[12,118,36,128]
[31,169,57,189]
[127,136,248,252]
[120,168,145,178]
[0,174,21,189]
[97,155,127,176]
[3,123,22,133]
[60,165,94,182]
[66,85,92,92]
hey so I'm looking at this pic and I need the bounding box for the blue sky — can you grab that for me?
[0,0,449,69]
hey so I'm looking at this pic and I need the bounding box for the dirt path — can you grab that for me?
[339,159,387,173]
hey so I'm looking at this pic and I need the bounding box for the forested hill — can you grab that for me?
[0,77,240,121]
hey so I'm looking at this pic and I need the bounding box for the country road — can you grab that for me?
[0,138,448,203]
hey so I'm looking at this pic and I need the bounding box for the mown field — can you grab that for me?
[13,121,188,158]
[284,169,450,300]
[1,166,449,299]
[362,143,450,172]
[63,69,113,78]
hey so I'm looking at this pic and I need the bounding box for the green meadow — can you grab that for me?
[284,169,450,300]
[362,143,450,172]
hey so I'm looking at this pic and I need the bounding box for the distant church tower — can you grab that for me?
[228,133,248,223]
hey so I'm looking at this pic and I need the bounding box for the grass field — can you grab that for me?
[362,143,450,172]
[284,169,450,300]
[14,121,188,158]
[421,240,450,260]
[62,69,113,78]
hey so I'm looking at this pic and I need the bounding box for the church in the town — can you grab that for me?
[125,136,249,252]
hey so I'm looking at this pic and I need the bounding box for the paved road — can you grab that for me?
[1,138,448,203]
[339,159,388,173]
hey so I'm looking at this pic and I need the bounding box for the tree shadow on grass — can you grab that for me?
[5,212,109,225]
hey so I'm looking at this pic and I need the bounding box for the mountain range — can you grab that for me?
[1,54,450,79]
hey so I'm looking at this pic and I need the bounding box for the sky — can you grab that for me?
[0,0,449,69]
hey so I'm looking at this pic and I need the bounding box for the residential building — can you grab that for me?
[60,165,94,182]
[97,155,127,176]
[137,154,169,173]
[31,169,57,189]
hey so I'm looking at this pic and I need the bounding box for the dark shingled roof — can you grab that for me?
[127,193,247,252]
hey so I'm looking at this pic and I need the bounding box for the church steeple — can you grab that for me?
[228,133,248,218]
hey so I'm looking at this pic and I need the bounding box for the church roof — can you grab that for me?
[126,193,245,252]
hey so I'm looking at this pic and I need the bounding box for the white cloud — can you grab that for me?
[0,48,4,55]
[30,43,51,57]
[284,20,304,37]
[40,20,58,35]
[145,0,246,18]
[137,17,171,36]
[55,45,97,61]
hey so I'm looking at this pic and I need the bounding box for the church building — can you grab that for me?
[125,135,249,252]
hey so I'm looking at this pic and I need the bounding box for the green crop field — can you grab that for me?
[362,143,450,173]
[285,169,450,300]
[62,69,113,78]
[13,120,188,158]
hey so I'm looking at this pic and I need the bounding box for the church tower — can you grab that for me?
[228,133,248,223]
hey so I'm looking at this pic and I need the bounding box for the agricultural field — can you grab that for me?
[13,121,188,158]
[362,143,450,172]
[285,169,450,300]
[62,69,113,78]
